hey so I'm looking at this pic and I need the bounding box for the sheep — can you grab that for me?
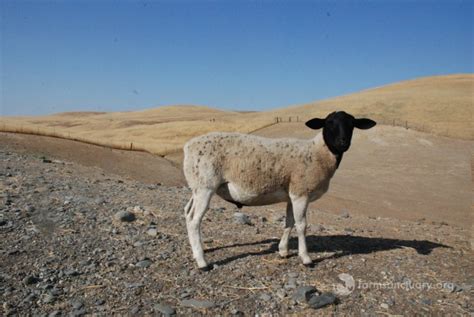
[183,111,376,270]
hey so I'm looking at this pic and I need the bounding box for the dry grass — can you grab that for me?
[269,74,473,139]
[1,74,472,155]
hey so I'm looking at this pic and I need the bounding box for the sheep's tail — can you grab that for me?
[184,197,193,216]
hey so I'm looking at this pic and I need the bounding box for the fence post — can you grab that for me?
[130,142,133,150]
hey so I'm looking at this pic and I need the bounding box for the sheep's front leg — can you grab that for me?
[290,195,312,265]
[278,201,294,258]
[185,189,213,270]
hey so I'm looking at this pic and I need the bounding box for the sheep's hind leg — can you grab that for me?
[278,201,294,258]
[185,189,213,270]
[290,195,312,266]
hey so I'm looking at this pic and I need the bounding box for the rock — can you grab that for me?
[284,277,297,289]
[147,228,158,237]
[23,293,37,302]
[272,215,285,223]
[181,299,216,309]
[133,206,145,213]
[380,303,389,309]
[421,298,432,305]
[231,309,244,316]
[114,210,136,222]
[125,282,144,289]
[135,259,152,268]
[234,212,252,225]
[42,293,56,304]
[307,292,337,309]
[276,289,287,300]
[292,286,318,303]
[71,308,87,317]
[64,269,80,276]
[443,282,463,293]
[95,299,106,306]
[23,275,40,285]
[340,210,350,218]
[313,224,325,232]
[70,300,84,310]
[154,303,176,316]
[94,198,106,205]
[260,293,271,301]
[130,306,141,314]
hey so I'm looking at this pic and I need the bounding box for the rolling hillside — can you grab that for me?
[1,74,472,155]
[268,74,473,139]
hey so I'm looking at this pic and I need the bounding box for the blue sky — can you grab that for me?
[1,1,472,116]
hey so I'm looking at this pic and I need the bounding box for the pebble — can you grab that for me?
[114,210,136,222]
[23,275,39,285]
[71,308,87,317]
[307,292,337,309]
[380,303,389,309]
[135,259,152,268]
[95,299,106,306]
[181,299,216,309]
[130,306,141,314]
[70,299,84,310]
[23,293,37,302]
[443,282,463,293]
[94,198,106,205]
[42,293,56,304]
[234,212,252,225]
[64,269,80,276]
[154,303,176,316]
[284,277,297,289]
[292,286,318,303]
[340,210,350,218]
[147,227,158,237]
[260,293,271,301]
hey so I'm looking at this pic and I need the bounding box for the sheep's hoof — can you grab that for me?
[198,265,212,272]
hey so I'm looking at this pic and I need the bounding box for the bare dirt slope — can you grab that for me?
[1,142,472,316]
[254,123,473,229]
[2,121,471,230]
[0,132,185,186]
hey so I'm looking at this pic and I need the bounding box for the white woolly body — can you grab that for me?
[183,132,338,206]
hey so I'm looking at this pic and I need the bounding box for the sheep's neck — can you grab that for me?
[311,134,340,174]
[319,131,343,169]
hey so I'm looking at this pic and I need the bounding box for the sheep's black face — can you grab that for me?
[305,111,376,155]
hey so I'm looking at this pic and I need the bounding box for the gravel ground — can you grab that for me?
[1,147,472,316]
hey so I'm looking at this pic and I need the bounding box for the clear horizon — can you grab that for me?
[1,1,473,116]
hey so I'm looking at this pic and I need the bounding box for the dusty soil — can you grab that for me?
[255,124,474,229]
[0,133,185,186]
[1,133,473,316]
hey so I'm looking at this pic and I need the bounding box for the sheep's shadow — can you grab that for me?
[206,234,449,267]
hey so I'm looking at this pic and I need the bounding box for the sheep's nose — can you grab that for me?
[337,137,347,145]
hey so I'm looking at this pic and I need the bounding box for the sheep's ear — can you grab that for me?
[354,118,376,130]
[305,118,325,130]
